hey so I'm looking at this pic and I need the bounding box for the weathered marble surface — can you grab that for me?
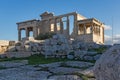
[94,45,120,80]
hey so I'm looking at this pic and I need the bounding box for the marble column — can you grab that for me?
[48,19,51,32]
[54,19,57,33]
[25,28,29,38]
[60,18,63,34]
[99,26,100,36]
[67,16,70,36]
[78,24,81,35]
[90,23,93,34]
[18,29,21,41]
[102,27,104,43]
[74,14,78,36]
[33,27,38,38]
[84,24,86,34]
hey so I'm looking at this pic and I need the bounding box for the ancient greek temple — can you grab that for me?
[17,11,104,44]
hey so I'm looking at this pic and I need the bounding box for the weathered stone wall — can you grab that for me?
[76,34,93,42]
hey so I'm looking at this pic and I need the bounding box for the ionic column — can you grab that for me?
[99,26,100,36]
[102,27,104,43]
[84,24,86,34]
[67,16,69,35]
[74,14,78,36]
[78,24,80,35]
[60,18,63,34]
[54,19,57,33]
[33,27,38,38]
[48,19,51,32]
[18,29,21,41]
[90,23,93,34]
[25,28,29,38]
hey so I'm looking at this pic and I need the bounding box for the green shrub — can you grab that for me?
[35,32,56,40]
[88,46,108,54]
[0,66,7,70]
[69,51,74,55]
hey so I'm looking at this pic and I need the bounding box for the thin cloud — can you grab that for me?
[104,34,120,44]
[104,25,112,30]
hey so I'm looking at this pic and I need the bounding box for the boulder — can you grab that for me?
[15,46,22,51]
[74,50,87,60]
[84,56,94,61]
[25,45,31,52]
[7,46,16,52]
[93,54,101,61]
[31,46,38,52]
[94,45,120,80]
[67,54,74,60]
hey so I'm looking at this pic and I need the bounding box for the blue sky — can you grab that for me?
[0,0,120,43]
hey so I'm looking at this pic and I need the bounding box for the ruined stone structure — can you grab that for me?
[17,12,104,44]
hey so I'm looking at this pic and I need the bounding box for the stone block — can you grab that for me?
[8,46,16,52]
[67,54,74,60]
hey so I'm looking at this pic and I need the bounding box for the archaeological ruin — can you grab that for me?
[17,11,104,44]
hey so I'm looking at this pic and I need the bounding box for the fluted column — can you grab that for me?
[99,26,100,36]
[25,28,29,38]
[54,19,57,33]
[60,18,63,34]
[84,24,86,34]
[33,27,38,38]
[18,29,21,41]
[74,14,78,36]
[67,16,69,36]
[48,19,51,32]
[102,27,104,43]
[90,23,93,34]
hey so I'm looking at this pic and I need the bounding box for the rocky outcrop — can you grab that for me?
[0,60,95,80]
[0,34,108,61]
[94,44,120,80]
[43,34,70,58]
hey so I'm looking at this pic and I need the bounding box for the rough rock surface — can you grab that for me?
[94,45,120,80]
[0,60,95,80]
[65,61,94,68]
[0,60,28,68]
[49,75,82,80]
[0,68,51,80]
[49,67,82,74]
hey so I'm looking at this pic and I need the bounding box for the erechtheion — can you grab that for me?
[17,12,104,44]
